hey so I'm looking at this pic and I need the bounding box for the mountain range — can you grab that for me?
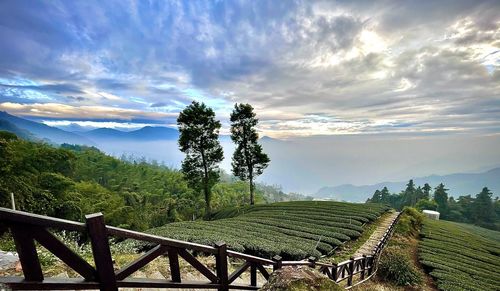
[315,167,500,201]
[0,111,180,144]
[1,110,499,199]
[80,126,179,141]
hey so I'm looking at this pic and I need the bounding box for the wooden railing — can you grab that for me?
[281,211,402,289]
[0,207,401,290]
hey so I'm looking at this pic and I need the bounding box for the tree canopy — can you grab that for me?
[230,103,270,205]
[177,101,224,217]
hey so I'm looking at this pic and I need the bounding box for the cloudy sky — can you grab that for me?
[0,0,498,137]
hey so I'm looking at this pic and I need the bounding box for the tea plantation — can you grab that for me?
[419,219,500,291]
[144,201,389,259]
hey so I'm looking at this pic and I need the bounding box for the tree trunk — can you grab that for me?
[204,180,211,218]
[249,175,254,205]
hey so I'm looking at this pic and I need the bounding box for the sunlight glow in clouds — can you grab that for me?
[0,0,498,137]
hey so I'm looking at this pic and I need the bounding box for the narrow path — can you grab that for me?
[353,211,400,257]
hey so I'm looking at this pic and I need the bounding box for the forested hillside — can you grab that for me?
[0,131,299,230]
[367,180,500,230]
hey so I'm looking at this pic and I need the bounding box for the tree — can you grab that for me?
[422,183,432,199]
[177,101,224,217]
[434,183,449,216]
[403,179,416,206]
[472,187,496,224]
[415,198,437,211]
[230,103,270,205]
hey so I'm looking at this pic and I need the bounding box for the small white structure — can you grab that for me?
[423,210,440,220]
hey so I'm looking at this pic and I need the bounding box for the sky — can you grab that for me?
[0,0,498,137]
[0,1,499,192]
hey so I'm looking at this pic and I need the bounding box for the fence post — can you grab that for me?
[360,255,366,280]
[347,257,354,286]
[10,225,43,281]
[250,263,257,286]
[85,213,117,291]
[332,263,338,282]
[367,255,373,276]
[215,242,229,291]
[308,256,316,268]
[273,255,282,271]
[167,247,181,282]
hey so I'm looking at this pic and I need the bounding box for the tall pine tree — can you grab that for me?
[177,101,224,217]
[434,183,449,216]
[230,103,270,205]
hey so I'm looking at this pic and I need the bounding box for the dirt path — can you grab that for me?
[353,211,399,257]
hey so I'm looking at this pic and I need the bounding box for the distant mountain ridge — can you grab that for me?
[0,111,94,145]
[315,167,500,202]
[80,126,179,141]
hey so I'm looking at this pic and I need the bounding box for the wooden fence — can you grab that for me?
[0,207,401,290]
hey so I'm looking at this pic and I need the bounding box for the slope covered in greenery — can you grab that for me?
[0,131,295,231]
[145,201,389,259]
[419,219,500,291]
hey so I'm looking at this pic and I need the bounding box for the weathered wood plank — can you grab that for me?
[10,225,43,281]
[85,213,117,291]
[178,248,218,283]
[115,245,167,280]
[167,247,182,283]
[228,261,250,284]
[33,228,96,280]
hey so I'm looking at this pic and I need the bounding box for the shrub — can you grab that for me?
[395,207,424,236]
[419,219,500,291]
[378,247,423,286]
[145,201,390,259]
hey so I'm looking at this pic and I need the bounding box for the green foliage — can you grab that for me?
[415,198,437,211]
[0,133,268,231]
[419,219,500,291]
[395,207,424,236]
[230,103,270,205]
[378,247,423,286]
[434,183,449,215]
[177,101,224,217]
[141,201,389,259]
[367,180,499,230]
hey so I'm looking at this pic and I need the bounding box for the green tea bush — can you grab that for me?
[419,219,500,291]
[378,247,422,286]
[143,201,389,259]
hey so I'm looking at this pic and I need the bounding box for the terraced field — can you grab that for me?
[419,219,500,291]
[145,201,389,259]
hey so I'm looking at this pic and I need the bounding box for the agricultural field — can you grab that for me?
[143,201,389,259]
[419,219,500,291]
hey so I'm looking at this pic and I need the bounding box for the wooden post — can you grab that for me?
[250,263,257,286]
[360,255,366,279]
[10,225,43,281]
[347,257,354,286]
[308,256,316,268]
[10,192,15,210]
[332,263,338,282]
[215,242,229,291]
[167,247,181,282]
[367,256,373,276]
[85,213,117,291]
[272,255,282,271]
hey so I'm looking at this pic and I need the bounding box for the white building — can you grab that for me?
[423,210,440,220]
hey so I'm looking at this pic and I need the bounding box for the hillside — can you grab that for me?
[419,219,500,291]
[316,167,500,201]
[81,126,179,141]
[142,201,389,259]
[0,111,94,145]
